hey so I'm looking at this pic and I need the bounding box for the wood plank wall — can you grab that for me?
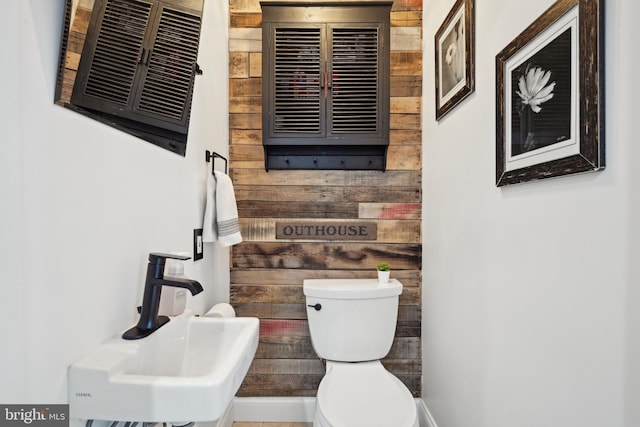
[229,0,423,397]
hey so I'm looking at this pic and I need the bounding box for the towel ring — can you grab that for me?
[205,150,228,174]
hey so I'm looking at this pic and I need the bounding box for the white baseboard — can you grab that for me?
[194,402,234,427]
[233,396,436,427]
[214,402,234,427]
[233,397,316,422]
[416,399,438,427]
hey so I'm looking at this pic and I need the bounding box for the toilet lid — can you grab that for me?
[317,361,416,427]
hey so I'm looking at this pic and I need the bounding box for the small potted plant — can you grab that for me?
[376,262,391,283]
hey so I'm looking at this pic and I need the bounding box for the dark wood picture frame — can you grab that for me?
[495,0,604,187]
[435,0,475,120]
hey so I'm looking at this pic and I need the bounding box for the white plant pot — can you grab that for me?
[377,270,390,283]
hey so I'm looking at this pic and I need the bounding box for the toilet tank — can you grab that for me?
[303,278,402,362]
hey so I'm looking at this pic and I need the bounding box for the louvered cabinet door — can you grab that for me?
[267,25,324,139]
[71,0,153,115]
[328,24,387,142]
[132,3,202,132]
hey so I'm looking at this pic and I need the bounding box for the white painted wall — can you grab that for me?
[422,0,640,426]
[0,0,230,403]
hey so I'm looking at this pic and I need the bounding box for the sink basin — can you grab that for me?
[69,311,259,423]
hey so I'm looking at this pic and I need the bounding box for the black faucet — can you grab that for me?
[122,253,203,340]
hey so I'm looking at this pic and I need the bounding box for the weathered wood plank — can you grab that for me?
[398,305,422,322]
[238,218,274,242]
[249,52,262,77]
[387,337,421,360]
[230,0,261,13]
[391,96,421,114]
[232,284,305,304]
[391,0,423,12]
[229,144,264,163]
[229,77,261,97]
[359,203,421,220]
[66,52,80,71]
[252,336,420,365]
[231,284,420,306]
[391,112,421,130]
[68,30,86,56]
[391,52,423,76]
[254,335,420,361]
[229,160,264,170]
[391,11,422,27]
[230,144,262,162]
[234,185,420,203]
[391,75,422,97]
[391,27,422,51]
[232,169,421,187]
[234,302,307,319]
[230,12,262,28]
[387,144,422,170]
[381,359,422,374]
[71,7,91,33]
[232,242,421,270]
[229,28,262,52]
[235,305,419,326]
[248,358,325,375]
[230,129,262,145]
[231,268,422,287]
[400,287,421,305]
[258,319,310,336]
[238,374,322,397]
[230,96,262,113]
[229,52,249,78]
[390,129,422,145]
[256,335,316,359]
[396,320,422,337]
[237,201,359,219]
[230,112,262,130]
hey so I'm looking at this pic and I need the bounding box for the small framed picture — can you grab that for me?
[435,0,475,120]
[495,0,604,187]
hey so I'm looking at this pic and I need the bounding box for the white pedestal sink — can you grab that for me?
[69,311,259,424]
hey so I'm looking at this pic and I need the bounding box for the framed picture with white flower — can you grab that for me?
[434,0,474,120]
[495,0,604,187]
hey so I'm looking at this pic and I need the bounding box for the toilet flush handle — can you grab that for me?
[307,303,322,311]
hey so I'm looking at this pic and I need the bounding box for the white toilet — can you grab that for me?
[303,278,419,427]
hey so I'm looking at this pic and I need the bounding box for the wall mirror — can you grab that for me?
[55,0,205,156]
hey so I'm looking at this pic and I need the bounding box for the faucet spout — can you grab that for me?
[122,253,203,340]
[161,276,204,296]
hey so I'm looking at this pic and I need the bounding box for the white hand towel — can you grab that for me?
[214,170,243,247]
[203,171,242,246]
[202,174,217,242]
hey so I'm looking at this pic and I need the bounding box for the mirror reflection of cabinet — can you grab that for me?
[55,0,204,156]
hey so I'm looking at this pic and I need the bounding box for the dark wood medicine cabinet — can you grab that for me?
[261,1,392,171]
[55,0,205,156]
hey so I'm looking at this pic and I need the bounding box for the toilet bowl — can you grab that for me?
[303,279,419,427]
[314,361,418,427]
